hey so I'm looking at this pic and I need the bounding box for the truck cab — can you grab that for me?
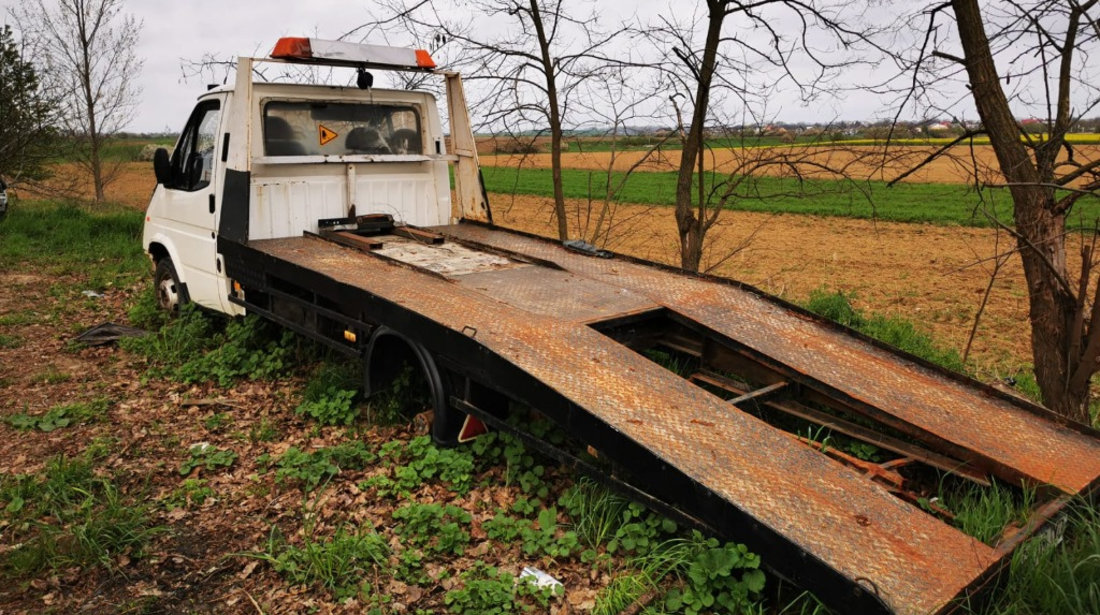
[142,38,488,314]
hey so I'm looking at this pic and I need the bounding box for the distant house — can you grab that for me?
[927,121,954,133]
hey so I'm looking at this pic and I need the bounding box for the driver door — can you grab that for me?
[156,99,227,310]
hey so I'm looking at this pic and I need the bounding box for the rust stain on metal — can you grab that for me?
[249,226,1100,615]
[435,224,1100,495]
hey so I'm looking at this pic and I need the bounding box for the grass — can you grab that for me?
[803,288,966,372]
[0,199,147,290]
[256,523,390,601]
[481,166,1100,230]
[496,132,1100,154]
[0,453,162,576]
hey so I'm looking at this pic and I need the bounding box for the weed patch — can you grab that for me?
[0,454,161,576]
[444,562,556,614]
[164,478,215,510]
[123,309,301,386]
[483,507,580,559]
[295,361,361,426]
[5,397,109,431]
[362,435,474,497]
[804,289,965,371]
[392,502,471,556]
[0,333,23,349]
[980,501,1100,615]
[258,525,389,601]
[179,443,237,476]
[271,441,376,492]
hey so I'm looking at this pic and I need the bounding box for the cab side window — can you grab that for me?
[170,101,221,192]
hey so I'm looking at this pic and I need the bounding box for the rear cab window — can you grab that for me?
[262,101,422,157]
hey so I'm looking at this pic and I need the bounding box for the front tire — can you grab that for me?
[154,258,188,313]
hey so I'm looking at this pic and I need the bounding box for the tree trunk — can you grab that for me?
[530,0,568,241]
[674,1,724,272]
[952,0,1089,422]
[75,1,105,202]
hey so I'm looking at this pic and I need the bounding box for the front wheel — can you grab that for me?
[154,258,188,313]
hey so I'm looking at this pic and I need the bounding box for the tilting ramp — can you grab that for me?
[237,224,1100,615]
[436,223,1100,495]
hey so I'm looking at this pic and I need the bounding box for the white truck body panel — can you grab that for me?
[144,49,489,318]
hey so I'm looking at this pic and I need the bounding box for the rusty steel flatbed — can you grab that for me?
[221,222,1100,615]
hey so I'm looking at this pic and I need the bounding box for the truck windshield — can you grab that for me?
[262,101,422,157]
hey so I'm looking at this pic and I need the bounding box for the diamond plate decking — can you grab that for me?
[245,223,1100,615]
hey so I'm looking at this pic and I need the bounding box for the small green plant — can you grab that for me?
[297,388,358,426]
[484,507,580,559]
[364,436,475,498]
[0,333,22,349]
[444,563,556,614]
[178,443,238,476]
[560,478,633,548]
[392,502,471,556]
[5,398,109,432]
[256,525,389,601]
[664,535,767,615]
[164,478,215,509]
[274,441,376,492]
[606,502,679,556]
[295,361,362,426]
[202,411,233,431]
[248,417,281,443]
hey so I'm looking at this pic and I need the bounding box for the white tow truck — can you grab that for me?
[141,38,1100,615]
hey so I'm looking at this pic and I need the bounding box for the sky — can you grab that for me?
[0,0,915,134]
[4,1,1085,135]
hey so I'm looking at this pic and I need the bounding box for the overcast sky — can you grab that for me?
[9,1,1082,134]
[0,0,920,133]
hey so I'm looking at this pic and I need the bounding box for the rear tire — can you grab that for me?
[154,258,188,313]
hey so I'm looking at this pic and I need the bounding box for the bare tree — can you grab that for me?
[357,0,620,241]
[11,0,142,202]
[894,0,1100,422]
[566,67,672,249]
[649,1,878,272]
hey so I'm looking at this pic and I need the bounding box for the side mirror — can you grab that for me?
[153,148,172,186]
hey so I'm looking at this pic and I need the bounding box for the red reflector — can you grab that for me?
[415,49,436,69]
[457,415,488,443]
[271,37,312,59]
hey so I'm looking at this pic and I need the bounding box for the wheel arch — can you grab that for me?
[364,326,462,444]
[145,235,188,289]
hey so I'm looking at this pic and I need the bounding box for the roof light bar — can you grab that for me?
[270,37,436,70]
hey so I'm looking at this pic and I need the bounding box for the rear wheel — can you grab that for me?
[154,258,188,313]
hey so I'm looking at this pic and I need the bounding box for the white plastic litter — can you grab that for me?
[518,566,563,593]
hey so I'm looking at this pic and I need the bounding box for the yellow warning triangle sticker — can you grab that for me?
[318,124,339,146]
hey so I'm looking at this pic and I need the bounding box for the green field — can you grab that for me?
[492,132,1100,154]
[482,166,1100,229]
